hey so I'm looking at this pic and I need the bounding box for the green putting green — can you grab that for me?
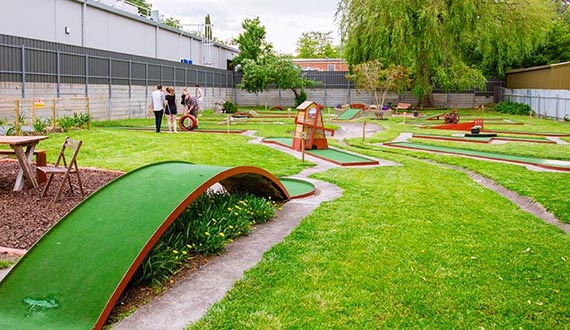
[263,138,378,166]
[334,108,361,120]
[412,133,553,144]
[0,162,303,330]
[386,142,570,171]
[279,178,316,199]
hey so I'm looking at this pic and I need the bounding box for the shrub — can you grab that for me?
[223,100,238,114]
[32,117,50,134]
[131,191,277,287]
[295,88,307,107]
[495,101,533,115]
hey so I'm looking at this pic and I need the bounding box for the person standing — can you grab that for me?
[195,83,203,113]
[164,86,178,133]
[151,84,166,133]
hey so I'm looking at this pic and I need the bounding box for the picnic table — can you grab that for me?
[0,136,48,191]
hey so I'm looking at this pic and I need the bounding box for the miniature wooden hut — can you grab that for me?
[292,101,335,151]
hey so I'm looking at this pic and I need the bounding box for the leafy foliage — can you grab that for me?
[232,17,274,68]
[296,31,340,58]
[337,0,555,106]
[495,101,533,115]
[163,17,182,29]
[347,60,411,107]
[131,192,277,287]
[234,18,316,105]
[222,100,238,114]
[295,89,307,107]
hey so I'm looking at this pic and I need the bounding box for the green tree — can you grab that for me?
[513,3,570,68]
[234,18,315,105]
[163,17,181,29]
[338,0,556,107]
[129,0,151,15]
[271,56,316,104]
[205,14,213,40]
[232,17,273,68]
[347,60,411,108]
[296,31,340,58]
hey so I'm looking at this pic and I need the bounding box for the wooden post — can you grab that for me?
[403,111,407,124]
[362,119,367,142]
[51,99,57,131]
[301,132,306,162]
[287,108,291,119]
[227,115,231,133]
[15,99,21,135]
[529,110,533,125]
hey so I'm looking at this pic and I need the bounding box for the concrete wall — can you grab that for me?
[235,88,493,109]
[0,0,238,70]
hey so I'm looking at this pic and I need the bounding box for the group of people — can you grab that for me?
[150,83,203,133]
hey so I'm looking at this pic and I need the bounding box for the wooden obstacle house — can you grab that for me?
[292,101,335,151]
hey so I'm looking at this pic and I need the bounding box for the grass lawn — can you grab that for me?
[3,108,570,328]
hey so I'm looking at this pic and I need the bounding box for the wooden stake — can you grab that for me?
[227,115,231,133]
[403,111,407,124]
[15,99,21,135]
[86,97,91,129]
[51,99,56,131]
[301,132,306,162]
[362,119,367,142]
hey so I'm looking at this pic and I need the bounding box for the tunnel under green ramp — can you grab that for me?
[0,161,301,330]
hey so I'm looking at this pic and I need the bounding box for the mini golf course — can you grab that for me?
[385,142,570,172]
[412,133,555,144]
[0,161,314,330]
[263,137,379,166]
[334,108,362,121]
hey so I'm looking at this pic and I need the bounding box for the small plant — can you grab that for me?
[32,117,50,134]
[131,191,277,287]
[495,101,533,115]
[0,259,14,269]
[223,100,238,114]
[72,112,92,129]
[57,116,75,132]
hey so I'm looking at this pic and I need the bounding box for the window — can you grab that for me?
[327,64,335,71]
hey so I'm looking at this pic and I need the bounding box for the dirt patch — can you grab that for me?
[0,159,123,249]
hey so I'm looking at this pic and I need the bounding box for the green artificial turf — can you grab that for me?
[388,142,570,170]
[0,162,289,330]
[335,108,361,120]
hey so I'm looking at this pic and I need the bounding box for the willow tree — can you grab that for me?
[338,0,556,107]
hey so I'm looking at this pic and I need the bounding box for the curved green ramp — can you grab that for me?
[334,108,361,120]
[0,162,291,330]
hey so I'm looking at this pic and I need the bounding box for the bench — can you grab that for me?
[0,149,47,183]
[394,103,412,114]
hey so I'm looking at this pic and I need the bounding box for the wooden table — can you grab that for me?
[0,136,48,191]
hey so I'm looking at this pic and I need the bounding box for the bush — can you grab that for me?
[223,100,238,114]
[295,89,307,107]
[132,191,277,287]
[495,101,533,115]
[32,117,50,134]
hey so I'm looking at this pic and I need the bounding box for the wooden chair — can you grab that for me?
[37,137,85,202]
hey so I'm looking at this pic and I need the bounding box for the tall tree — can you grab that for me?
[296,31,340,58]
[338,0,556,107]
[205,14,213,40]
[232,17,273,68]
[163,17,182,29]
[234,18,315,105]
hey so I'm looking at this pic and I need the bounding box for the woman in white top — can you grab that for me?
[195,84,203,112]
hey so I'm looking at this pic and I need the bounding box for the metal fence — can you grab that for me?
[0,40,236,99]
[503,88,570,120]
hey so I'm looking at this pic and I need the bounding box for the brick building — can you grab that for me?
[292,58,348,72]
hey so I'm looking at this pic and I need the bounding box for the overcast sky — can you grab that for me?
[149,0,341,55]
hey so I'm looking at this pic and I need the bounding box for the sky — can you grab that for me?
[149,0,341,55]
